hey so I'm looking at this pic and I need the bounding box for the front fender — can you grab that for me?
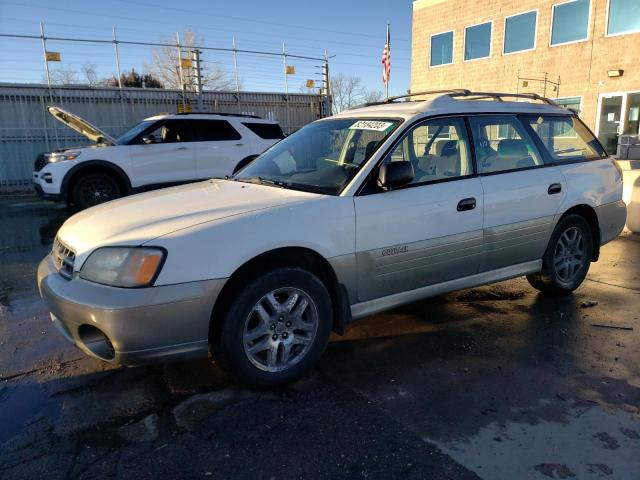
[148,196,356,286]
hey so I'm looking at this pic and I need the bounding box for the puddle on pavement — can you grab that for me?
[0,200,72,304]
[0,380,61,445]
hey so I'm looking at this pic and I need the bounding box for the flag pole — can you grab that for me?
[385,22,390,101]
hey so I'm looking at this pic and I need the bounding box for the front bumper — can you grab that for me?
[37,255,226,364]
[33,183,61,202]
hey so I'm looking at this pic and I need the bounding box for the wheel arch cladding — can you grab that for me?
[209,247,350,347]
[62,161,131,201]
[559,204,600,261]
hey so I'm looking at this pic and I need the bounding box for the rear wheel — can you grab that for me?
[527,214,593,295]
[214,268,332,387]
[72,173,121,210]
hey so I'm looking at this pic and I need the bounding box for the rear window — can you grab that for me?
[524,115,607,163]
[192,120,241,141]
[242,122,285,140]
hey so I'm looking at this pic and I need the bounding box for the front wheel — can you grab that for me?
[72,173,121,210]
[214,268,332,387]
[527,214,593,295]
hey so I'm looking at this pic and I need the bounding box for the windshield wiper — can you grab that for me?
[235,176,287,188]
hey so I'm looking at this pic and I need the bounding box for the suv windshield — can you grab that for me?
[116,120,158,145]
[233,118,401,195]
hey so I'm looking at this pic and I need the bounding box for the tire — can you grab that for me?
[527,214,593,295]
[214,268,332,387]
[232,156,257,175]
[72,172,121,210]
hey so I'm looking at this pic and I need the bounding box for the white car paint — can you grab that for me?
[33,109,282,199]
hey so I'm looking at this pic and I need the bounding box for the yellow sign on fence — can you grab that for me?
[285,65,296,75]
[305,80,315,88]
[45,51,61,62]
[180,58,192,69]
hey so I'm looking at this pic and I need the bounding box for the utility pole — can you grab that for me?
[39,21,59,148]
[232,36,241,113]
[191,49,204,112]
[176,32,186,111]
[112,26,127,125]
[322,49,331,117]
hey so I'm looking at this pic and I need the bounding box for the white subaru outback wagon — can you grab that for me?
[38,90,627,387]
[33,107,284,209]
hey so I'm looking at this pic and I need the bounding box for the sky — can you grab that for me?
[0,0,413,96]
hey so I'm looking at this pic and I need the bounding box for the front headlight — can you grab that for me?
[48,151,81,163]
[79,247,166,288]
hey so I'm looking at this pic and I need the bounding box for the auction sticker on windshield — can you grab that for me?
[349,120,394,131]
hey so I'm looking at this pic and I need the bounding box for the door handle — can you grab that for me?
[457,197,476,212]
[548,183,562,195]
[175,146,188,150]
[234,143,245,147]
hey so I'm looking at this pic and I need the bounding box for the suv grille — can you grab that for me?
[52,237,75,280]
[34,153,47,172]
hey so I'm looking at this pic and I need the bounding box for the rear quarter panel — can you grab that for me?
[557,158,623,211]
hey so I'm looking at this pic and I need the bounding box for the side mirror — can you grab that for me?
[377,162,414,191]
[142,134,156,144]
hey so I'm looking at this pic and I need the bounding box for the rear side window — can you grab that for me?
[468,115,544,174]
[242,122,285,140]
[524,115,607,163]
[193,120,241,141]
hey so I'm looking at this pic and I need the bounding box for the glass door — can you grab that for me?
[625,93,640,137]
[598,94,624,155]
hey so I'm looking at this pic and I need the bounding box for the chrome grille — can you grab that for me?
[52,237,75,280]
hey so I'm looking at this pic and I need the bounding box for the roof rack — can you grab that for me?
[352,89,558,109]
[173,112,262,118]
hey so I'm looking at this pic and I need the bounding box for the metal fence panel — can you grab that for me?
[0,83,326,188]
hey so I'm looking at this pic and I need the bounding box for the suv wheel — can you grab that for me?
[72,173,121,210]
[214,268,332,387]
[527,214,593,295]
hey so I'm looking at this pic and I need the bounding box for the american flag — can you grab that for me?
[382,25,390,86]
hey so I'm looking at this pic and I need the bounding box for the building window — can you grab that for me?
[464,22,492,61]
[551,0,590,46]
[430,31,454,67]
[607,0,640,36]
[554,96,582,112]
[504,11,537,54]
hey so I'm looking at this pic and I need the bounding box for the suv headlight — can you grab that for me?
[80,247,166,288]
[48,151,82,163]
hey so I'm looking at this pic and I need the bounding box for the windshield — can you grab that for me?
[116,120,158,145]
[233,118,401,195]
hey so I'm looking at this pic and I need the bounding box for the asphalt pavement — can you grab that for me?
[1,196,639,480]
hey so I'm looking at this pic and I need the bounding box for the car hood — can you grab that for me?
[57,180,318,259]
[48,106,117,145]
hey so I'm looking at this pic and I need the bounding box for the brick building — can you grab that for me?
[411,0,640,154]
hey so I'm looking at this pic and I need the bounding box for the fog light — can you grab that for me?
[78,324,115,360]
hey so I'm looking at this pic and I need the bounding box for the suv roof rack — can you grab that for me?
[352,89,558,108]
[173,112,263,119]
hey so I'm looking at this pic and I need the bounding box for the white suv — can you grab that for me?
[38,90,627,387]
[33,107,284,209]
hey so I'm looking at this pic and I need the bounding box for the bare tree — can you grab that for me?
[363,89,384,104]
[330,73,383,113]
[48,66,78,85]
[81,63,99,86]
[146,29,234,91]
[330,73,365,113]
